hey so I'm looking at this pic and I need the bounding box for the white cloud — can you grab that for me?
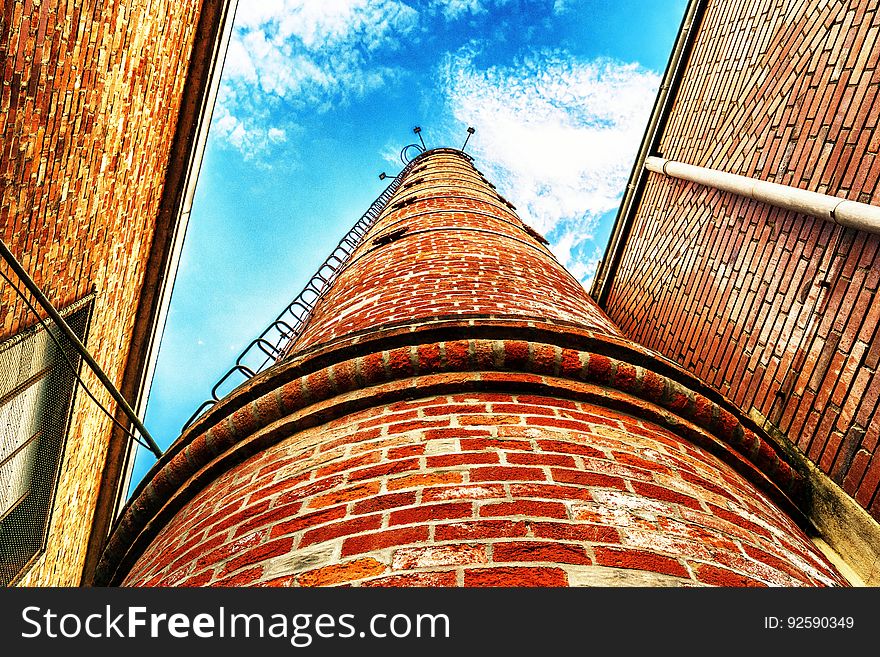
[214,0,419,158]
[210,85,286,160]
[381,142,405,167]
[440,48,659,286]
[431,0,487,20]
[428,0,523,21]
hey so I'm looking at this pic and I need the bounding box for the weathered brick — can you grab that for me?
[492,541,592,565]
[265,505,347,540]
[219,537,294,577]
[531,522,621,544]
[550,468,626,489]
[297,558,387,587]
[392,544,488,570]
[435,520,530,541]
[361,571,458,587]
[299,514,383,548]
[506,452,577,468]
[630,481,704,511]
[593,547,688,579]
[389,502,473,525]
[509,483,593,501]
[315,452,382,478]
[470,466,546,482]
[479,500,568,519]
[307,482,382,510]
[426,452,500,468]
[348,458,420,481]
[387,471,464,490]
[210,567,265,587]
[352,491,418,515]
[463,566,567,587]
[691,563,768,588]
[422,484,507,502]
[341,526,430,557]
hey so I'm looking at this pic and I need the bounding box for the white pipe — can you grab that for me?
[645,156,880,235]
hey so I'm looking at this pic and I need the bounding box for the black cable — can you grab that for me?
[0,267,155,453]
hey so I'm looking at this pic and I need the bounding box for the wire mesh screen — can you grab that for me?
[0,297,93,586]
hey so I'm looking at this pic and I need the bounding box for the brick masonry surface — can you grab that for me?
[1,0,203,584]
[604,0,880,518]
[122,392,844,587]
[293,152,621,351]
[113,149,846,587]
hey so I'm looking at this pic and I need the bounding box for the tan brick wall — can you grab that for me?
[605,0,880,519]
[1,0,204,585]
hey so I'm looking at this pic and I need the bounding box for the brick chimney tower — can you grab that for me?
[97,147,847,587]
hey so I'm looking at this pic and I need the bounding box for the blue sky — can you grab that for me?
[129,0,688,492]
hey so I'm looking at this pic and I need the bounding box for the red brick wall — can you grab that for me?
[1,0,204,584]
[603,0,880,518]
[294,151,620,351]
[111,149,845,587]
[122,392,843,587]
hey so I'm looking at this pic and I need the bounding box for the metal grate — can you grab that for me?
[0,296,93,586]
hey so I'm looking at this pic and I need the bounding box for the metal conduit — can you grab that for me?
[0,239,163,458]
[645,156,880,235]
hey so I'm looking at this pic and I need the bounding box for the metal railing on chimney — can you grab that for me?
[181,156,421,431]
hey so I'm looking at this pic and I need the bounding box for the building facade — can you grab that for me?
[593,0,880,583]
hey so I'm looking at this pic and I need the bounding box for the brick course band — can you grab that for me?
[373,206,526,235]
[363,226,560,262]
[97,324,817,585]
